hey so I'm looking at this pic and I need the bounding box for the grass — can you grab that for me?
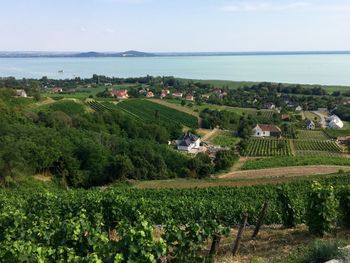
[241,156,350,170]
[324,128,350,139]
[304,111,320,122]
[164,99,271,117]
[210,131,240,147]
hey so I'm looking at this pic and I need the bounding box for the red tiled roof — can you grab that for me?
[257,124,281,132]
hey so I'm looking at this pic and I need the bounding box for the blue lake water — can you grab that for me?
[0,54,350,85]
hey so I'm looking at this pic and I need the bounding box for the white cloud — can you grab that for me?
[80,26,87,32]
[222,1,309,12]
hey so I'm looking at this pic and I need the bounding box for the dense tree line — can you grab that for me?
[0,89,239,187]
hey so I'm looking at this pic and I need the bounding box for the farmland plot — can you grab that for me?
[117,99,198,129]
[296,130,329,140]
[292,139,343,156]
[244,138,292,157]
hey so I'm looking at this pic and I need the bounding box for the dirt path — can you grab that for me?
[218,165,350,179]
[201,128,219,141]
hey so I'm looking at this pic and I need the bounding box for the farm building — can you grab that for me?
[264,102,276,110]
[305,120,315,130]
[110,89,129,99]
[281,114,290,121]
[337,136,350,144]
[146,91,154,98]
[176,132,201,152]
[252,124,282,138]
[52,87,63,93]
[327,115,344,129]
[172,92,183,99]
[295,106,302,112]
[15,89,27,97]
[185,95,194,101]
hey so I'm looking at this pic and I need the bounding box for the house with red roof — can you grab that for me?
[110,89,129,99]
[252,124,281,138]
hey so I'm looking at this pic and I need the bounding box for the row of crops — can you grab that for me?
[117,99,198,129]
[1,174,350,261]
[292,139,342,153]
[296,129,330,140]
[86,100,111,112]
[243,138,292,156]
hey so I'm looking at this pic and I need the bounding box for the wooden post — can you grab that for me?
[251,202,268,239]
[232,213,248,257]
[209,233,221,263]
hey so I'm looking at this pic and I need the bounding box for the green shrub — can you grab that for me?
[306,182,338,236]
[338,186,350,228]
[278,186,299,228]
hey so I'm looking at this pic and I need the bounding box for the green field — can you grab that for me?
[210,131,240,147]
[243,138,292,157]
[165,99,274,117]
[117,99,198,129]
[296,129,329,140]
[292,140,342,154]
[242,156,350,170]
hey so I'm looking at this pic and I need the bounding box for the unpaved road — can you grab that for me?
[219,165,350,179]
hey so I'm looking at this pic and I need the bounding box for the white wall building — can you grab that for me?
[327,115,344,129]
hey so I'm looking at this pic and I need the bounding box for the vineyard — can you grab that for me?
[117,99,198,129]
[292,139,343,154]
[296,129,329,140]
[1,174,350,261]
[243,138,292,156]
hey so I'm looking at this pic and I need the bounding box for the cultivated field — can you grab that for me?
[292,139,342,155]
[296,129,329,140]
[243,138,292,157]
[117,99,198,129]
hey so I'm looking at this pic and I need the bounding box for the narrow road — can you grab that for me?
[218,165,350,179]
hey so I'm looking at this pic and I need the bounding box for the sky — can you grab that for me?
[0,0,350,52]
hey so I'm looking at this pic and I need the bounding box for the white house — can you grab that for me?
[176,132,200,151]
[15,89,27,97]
[295,106,302,112]
[252,124,282,138]
[305,120,315,130]
[327,115,344,129]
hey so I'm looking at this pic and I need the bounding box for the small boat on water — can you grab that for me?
[58,70,64,73]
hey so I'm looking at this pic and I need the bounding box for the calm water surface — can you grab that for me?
[0,55,350,85]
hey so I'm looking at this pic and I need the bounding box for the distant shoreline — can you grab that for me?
[1,50,350,58]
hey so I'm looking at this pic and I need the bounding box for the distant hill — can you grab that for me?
[1,50,350,58]
[0,50,156,58]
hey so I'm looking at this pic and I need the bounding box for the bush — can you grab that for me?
[306,182,338,236]
[214,150,239,171]
[338,186,350,228]
[278,186,299,228]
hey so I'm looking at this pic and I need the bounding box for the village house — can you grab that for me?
[252,124,282,138]
[264,102,276,110]
[337,136,350,144]
[305,120,315,130]
[110,89,129,99]
[172,92,183,99]
[146,91,154,98]
[281,114,290,121]
[327,115,344,129]
[295,105,303,112]
[176,132,201,152]
[15,89,27,98]
[185,95,194,101]
[52,87,63,93]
